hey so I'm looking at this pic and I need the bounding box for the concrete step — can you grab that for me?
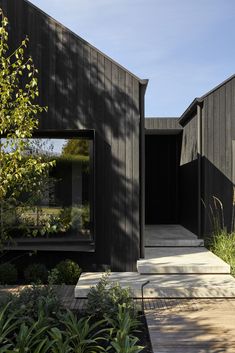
[75,272,235,298]
[137,247,230,274]
[145,225,204,247]
[145,239,204,247]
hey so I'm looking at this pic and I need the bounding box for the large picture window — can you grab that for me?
[2,131,95,250]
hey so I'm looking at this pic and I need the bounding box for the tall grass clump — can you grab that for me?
[204,195,235,277]
[207,230,235,276]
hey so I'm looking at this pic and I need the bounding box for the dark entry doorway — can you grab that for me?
[145,134,181,224]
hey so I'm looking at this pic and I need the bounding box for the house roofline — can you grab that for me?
[179,74,235,126]
[25,0,147,84]
[145,116,179,119]
[179,98,202,126]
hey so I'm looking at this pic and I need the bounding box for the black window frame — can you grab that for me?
[2,129,96,252]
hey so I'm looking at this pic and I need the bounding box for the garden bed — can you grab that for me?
[0,276,153,353]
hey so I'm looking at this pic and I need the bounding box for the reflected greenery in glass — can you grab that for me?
[3,138,93,241]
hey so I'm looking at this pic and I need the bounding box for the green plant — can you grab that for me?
[7,284,61,321]
[49,327,72,353]
[48,268,60,285]
[106,304,140,337]
[24,263,48,284]
[111,333,144,353]
[207,230,235,276]
[0,263,17,284]
[12,318,50,353]
[58,204,90,232]
[0,302,19,349]
[86,272,136,320]
[62,310,107,353]
[0,10,54,242]
[49,259,81,285]
[106,304,143,353]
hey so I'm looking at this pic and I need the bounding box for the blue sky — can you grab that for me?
[30,0,235,117]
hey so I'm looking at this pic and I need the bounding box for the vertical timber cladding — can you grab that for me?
[1,0,143,271]
[179,112,199,234]
[202,77,235,235]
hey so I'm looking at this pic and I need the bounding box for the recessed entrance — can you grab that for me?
[145,134,181,224]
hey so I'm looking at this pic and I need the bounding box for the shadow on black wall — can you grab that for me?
[201,157,234,236]
[1,0,141,271]
[180,156,234,237]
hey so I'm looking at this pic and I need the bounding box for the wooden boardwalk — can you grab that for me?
[2,286,235,352]
[145,298,235,353]
[0,285,87,311]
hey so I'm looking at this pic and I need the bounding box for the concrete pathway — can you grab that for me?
[75,225,235,352]
[75,272,235,298]
[145,225,204,247]
[138,247,230,274]
[75,225,235,298]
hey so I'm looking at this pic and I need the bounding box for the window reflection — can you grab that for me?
[4,138,93,241]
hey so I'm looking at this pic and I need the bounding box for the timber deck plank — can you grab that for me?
[145,298,235,353]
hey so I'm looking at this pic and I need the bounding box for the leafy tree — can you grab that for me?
[0,10,54,241]
[62,139,89,157]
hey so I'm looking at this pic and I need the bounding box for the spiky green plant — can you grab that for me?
[0,302,18,348]
[62,310,107,353]
[111,334,144,353]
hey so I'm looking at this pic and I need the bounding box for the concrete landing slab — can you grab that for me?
[145,225,204,247]
[137,247,230,274]
[74,272,235,298]
[145,225,198,239]
[146,239,204,247]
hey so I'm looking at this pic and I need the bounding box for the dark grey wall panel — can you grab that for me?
[145,118,182,130]
[180,113,198,165]
[1,0,142,271]
[179,113,198,234]
[202,78,235,235]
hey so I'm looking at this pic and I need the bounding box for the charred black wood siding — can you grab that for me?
[202,77,235,235]
[179,112,199,234]
[145,118,182,132]
[1,0,143,271]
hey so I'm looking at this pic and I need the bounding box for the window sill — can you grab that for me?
[4,239,95,252]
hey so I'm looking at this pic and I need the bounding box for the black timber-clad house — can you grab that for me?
[1,0,235,271]
[0,0,147,271]
[145,75,235,239]
[179,75,235,236]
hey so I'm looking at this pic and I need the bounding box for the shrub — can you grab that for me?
[86,272,136,320]
[24,263,48,284]
[48,267,60,285]
[6,284,61,321]
[0,263,17,284]
[49,259,81,285]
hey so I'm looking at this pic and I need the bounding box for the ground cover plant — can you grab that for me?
[86,272,145,353]
[0,274,146,353]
